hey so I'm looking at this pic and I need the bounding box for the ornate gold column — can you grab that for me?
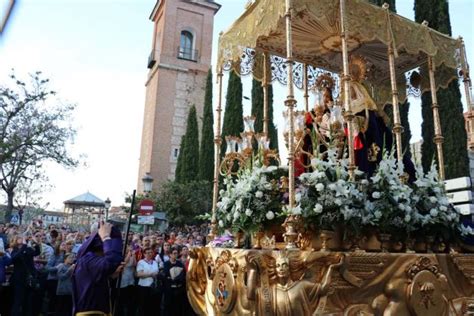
[262,52,270,136]
[209,67,224,241]
[427,56,445,180]
[340,0,356,176]
[303,64,309,112]
[459,37,474,149]
[387,45,403,161]
[283,0,299,249]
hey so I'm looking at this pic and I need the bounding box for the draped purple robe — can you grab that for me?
[72,232,122,315]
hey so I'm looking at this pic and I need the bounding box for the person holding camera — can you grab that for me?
[72,222,123,316]
[10,234,41,316]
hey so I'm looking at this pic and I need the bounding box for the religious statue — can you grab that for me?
[296,74,335,176]
[245,251,342,316]
[340,55,416,180]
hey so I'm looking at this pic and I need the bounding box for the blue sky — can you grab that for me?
[0,0,473,211]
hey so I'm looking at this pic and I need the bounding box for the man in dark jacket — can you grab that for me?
[72,222,123,316]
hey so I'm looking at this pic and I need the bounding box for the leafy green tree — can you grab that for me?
[199,69,215,182]
[157,180,212,226]
[415,0,469,178]
[0,71,78,222]
[175,105,199,183]
[221,70,243,156]
[251,79,279,151]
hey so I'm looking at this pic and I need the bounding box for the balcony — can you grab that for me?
[177,46,199,62]
[147,50,156,69]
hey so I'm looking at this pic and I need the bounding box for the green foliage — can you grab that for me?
[221,70,243,156]
[125,180,212,226]
[0,71,78,222]
[415,0,469,178]
[251,79,279,151]
[176,105,200,183]
[199,69,215,182]
[156,180,212,226]
[400,101,412,157]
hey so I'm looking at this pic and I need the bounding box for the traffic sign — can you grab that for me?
[139,199,155,215]
[10,214,19,225]
[137,215,155,225]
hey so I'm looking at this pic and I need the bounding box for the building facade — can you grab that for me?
[137,0,220,192]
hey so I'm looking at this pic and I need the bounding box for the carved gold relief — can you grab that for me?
[188,249,474,316]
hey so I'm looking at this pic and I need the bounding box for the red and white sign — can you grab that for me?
[139,199,155,215]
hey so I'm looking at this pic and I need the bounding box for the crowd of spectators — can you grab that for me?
[0,220,209,316]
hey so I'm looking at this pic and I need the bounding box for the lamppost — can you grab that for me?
[104,198,111,221]
[142,172,154,194]
[141,173,154,233]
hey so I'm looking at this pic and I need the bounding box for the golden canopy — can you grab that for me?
[217,0,461,105]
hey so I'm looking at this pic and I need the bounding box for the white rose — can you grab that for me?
[219,220,224,227]
[255,191,264,198]
[398,204,405,211]
[440,205,447,212]
[429,209,438,217]
[314,203,323,214]
[315,183,325,192]
[328,183,336,191]
[360,179,369,186]
[429,196,437,203]
[335,198,342,206]
[404,214,411,223]
[374,210,382,219]
[372,192,381,199]
[265,211,275,220]
[245,208,252,216]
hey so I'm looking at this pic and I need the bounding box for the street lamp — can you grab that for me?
[142,172,154,193]
[104,197,111,221]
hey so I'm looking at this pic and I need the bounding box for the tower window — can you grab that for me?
[178,30,198,61]
[173,147,180,160]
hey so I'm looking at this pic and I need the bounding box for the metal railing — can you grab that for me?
[177,46,199,62]
[147,50,156,69]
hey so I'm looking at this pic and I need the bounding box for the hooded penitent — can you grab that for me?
[72,226,123,315]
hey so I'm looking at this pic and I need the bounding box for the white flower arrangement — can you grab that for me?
[412,163,460,239]
[297,149,366,231]
[365,151,416,234]
[216,162,285,233]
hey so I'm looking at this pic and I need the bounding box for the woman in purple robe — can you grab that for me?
[72,222,123,316]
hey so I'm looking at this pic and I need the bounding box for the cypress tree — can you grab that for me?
[415,0,469,178]
[267,84,279,150]
[175,105,200,183]
[199,69,215,182]
[221,70,244,156]
[251,79,279,151]
[368,0,412,156]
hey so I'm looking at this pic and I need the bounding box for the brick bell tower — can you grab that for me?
[137,0,220,192]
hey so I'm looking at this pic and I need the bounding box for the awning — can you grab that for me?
[218,0,461,105]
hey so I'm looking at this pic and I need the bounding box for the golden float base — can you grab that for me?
[187,247,474,316]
